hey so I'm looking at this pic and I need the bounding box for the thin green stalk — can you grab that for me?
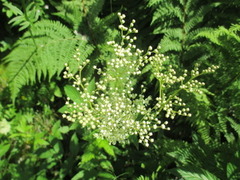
[21,0,38,50]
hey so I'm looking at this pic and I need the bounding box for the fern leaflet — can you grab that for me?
[4,20,93,101]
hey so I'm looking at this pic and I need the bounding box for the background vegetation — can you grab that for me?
[0,0,240,179]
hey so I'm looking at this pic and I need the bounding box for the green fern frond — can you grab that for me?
[169,138,240,179]
[172,166,219,180]
[51,0,85,29]
[196,125,211,144]
[160,39,182,52]
[168,147,192,166]
[230,24,240,32]
[148,0,219,65]
[184,6,206,33]
[86,0,105,22]
[150,1,176,26]
[4,20,93,102]
[161,28,183,39]
[196,29,224,46]
[148,2,220,37]
[51,0,104,30]
[196,24,240,46]
[147,0,163,7]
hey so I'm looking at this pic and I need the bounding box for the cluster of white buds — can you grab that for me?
[155,96,191,120]
[202,65,219,73]
[180,79,205,94]
[62,13,219,147]
[178,64,219,94]
[146,48,219,112]
[191,64,219,76]
[118,12,138,34]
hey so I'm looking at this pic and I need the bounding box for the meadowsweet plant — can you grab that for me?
[62,13,219,147]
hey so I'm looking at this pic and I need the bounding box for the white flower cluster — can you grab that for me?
[180,64,219,94]
[149,53,187,87]
[0,119,11,135]
[62,13,218,147]
[155,96,191,119]
[64,90,162,147]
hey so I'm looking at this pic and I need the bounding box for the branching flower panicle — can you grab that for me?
[62,13,219,147]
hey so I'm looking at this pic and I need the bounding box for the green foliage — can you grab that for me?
[168,136,240,180]
[76,137,116,180]
[0,103,118,179]
[3,19,93,101]
[197,24,240,46]
[147,0,221,65]
[51,0,105,30]
[193,24,240,143]
[0,0,240,179]
[1,0,45,31]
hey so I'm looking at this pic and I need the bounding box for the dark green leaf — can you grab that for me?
[98,172,115,179]
[72,171,84,180]
[70,133,80,157]
[95,139,115,157]
[0,144,10,158]
[172,166,219,180]
[64,85,83,104]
